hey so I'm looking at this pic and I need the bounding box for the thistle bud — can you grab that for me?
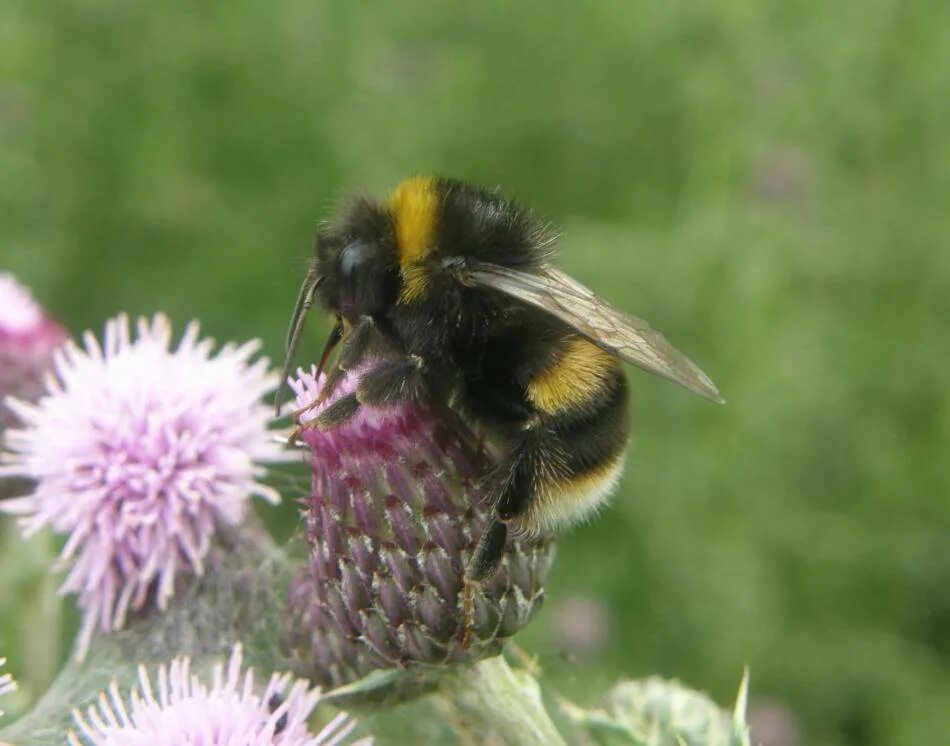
[284,366,554,689]
[562,672,752,746]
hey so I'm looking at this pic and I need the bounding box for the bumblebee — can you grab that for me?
[277,176,722,581]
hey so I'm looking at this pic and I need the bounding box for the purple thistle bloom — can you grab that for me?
[283,366,554,689]
[0,314,286,658]
[68,644,369,745]
[0,657,15,719]
[0,272,66,431]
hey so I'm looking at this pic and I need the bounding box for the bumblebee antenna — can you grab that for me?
[274,268,324,416]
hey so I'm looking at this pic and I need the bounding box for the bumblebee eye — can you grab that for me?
[339,241,376,279]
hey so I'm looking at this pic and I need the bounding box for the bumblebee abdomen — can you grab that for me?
[516,335,630,535]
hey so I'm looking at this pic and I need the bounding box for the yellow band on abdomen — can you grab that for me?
[526,336,618,415]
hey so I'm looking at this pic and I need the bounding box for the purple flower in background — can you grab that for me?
[0,657,15,718]
[283,365,553,689]
[68,645,369,745]
[0,272,66,431]
[0,314,285,658]
[551,595,614,659]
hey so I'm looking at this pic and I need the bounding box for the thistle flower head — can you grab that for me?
[0,272,66,430]
[284,365,554,689]
[0,657,15,719]
[0,314,285,657]
[68,644,367,745]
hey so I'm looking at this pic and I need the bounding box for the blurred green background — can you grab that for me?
[2,1,948,744]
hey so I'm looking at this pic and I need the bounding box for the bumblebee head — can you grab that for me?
[274,198,399,414]
[315,237,396,321]
[314,199,400,321]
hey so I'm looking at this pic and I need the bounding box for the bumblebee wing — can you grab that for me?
[467,262,724,403]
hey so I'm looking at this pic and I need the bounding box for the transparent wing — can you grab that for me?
[468,263,724,403]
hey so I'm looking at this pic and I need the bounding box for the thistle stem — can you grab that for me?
[444,655,566,746]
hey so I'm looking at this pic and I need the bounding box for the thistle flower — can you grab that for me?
[551,595,613,659]
[68,644,368,745]
[283,366,554,689]
[0,314,285,658]
[0,657,15,719]
[0,272,66,431]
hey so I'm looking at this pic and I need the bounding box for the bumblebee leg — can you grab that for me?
[342,315,401,368]
[315,315,399,405]
[494,422,560,520]
[295,315,406,432]
[466,518,508,582]
[459,518,508,648]
[310,392,360,429]
[465,423,562,581]
[312,355,428,429]
[355,355,427,407]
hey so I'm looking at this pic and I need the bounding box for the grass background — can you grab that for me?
[1,1,948,744]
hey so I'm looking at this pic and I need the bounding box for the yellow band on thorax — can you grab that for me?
[389,176,438,303]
